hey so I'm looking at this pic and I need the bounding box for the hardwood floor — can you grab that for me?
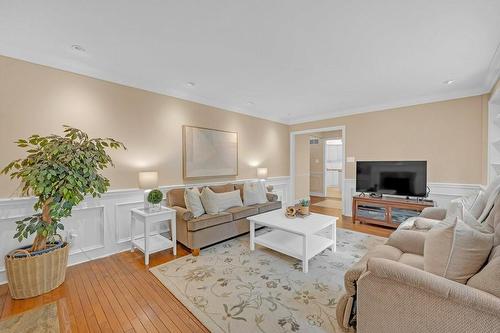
[0,244,209,333]
[0,200,392,332]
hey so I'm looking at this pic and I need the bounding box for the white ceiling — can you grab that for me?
[1,1,499,124]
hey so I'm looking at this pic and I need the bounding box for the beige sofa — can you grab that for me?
[336,198,500,332]
[167,183,281,255]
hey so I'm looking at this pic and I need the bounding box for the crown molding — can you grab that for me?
[284,87,489,125]
[485,41,500,93]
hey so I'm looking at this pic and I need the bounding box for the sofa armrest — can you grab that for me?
[266,192,278,202]
[419,206,447,220]
[172,206,194,221]
[357,258,500,332]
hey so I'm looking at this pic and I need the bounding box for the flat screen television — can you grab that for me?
[356,161,427,197]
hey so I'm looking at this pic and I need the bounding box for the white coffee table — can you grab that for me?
[248,209,336,273]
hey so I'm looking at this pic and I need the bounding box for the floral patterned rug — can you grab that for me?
[151,228,386,333]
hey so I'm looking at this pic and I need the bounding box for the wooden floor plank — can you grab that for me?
[65,269,91,333]
[100,256,162,333]
[71,268,102,333]
[87,259,135,333]
[90,257,149,333]
[110,253,201,333]
[74,264,114,333]
[0,203,389,332]
[104,256,177,333]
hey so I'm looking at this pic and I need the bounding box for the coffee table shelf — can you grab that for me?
[254,230,334,261]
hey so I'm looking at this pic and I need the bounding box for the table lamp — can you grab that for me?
[257,167,268,180]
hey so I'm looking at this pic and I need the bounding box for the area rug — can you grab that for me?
[0,302,59,333]
[312,198,342,209]
[151,229,386,333]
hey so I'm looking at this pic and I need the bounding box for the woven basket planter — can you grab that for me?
[4,242,69,299]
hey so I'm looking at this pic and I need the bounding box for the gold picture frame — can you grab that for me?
[182,125,238,179]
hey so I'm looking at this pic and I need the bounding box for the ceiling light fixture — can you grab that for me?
[185,82,196,88]
[443,79,455,85]
[71,44,86,52]
[247,101,255,106]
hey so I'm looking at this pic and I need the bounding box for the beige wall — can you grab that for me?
[291,96,488,184]
[294,134,310,199]
[0,56,289,198]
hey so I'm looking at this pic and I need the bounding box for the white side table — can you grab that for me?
[130,206,176,265]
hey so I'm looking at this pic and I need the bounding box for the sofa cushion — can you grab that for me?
[467,256,500,298]
[168,188,186,208]
[398,253,424,270]
[226,206,259,220]
[252,201,282,213]
[184,187,205,217]
[209,183,235,193]
[187,212,232,231]
[424,218,493,284]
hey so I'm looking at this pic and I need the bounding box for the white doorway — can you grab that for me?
[324,138,343,200]
[290,126,346,212]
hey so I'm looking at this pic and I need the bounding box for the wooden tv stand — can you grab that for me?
[352,195,435,229]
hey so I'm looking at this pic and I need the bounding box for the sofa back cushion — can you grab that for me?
[200,187,243,214]
[184,187,205,218]
[209,183,235,193]
[424,218,493,284]
[467,256,500,298]
[234,183,244,201]
[168,188,186,208]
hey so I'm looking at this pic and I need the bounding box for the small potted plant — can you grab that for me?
[1,126,125,299]
[298,198,310,215]
[147,189,164,212]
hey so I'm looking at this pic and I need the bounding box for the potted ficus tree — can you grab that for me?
[1,125,125,299]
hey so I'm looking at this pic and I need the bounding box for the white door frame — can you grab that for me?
[323,136,343,197]
[290,126,346,206]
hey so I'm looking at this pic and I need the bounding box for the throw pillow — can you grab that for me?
[424,218,493,284]
[460,190,486,219]
[243,181,268,206]
[200,187,243,214]
[200,187,220,214]
[184,187,205,218]
[216,189,244,211]
[478,177,500,223]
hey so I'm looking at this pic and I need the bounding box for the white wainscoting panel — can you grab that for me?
[0,176,289,284]
[342,179,482,216]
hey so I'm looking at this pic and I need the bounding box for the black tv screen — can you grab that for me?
[356,161,427,197]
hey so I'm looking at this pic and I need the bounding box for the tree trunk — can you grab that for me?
[30,200,52,252]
